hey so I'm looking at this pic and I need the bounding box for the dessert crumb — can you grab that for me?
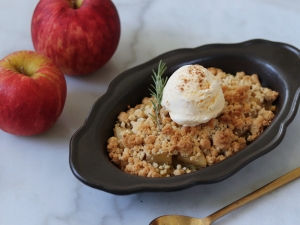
[107,67,278,177]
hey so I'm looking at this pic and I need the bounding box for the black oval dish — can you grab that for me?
[70,39,300,195]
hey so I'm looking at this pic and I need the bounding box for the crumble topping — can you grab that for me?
[107,67,278,177]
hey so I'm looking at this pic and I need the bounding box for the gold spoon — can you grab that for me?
[150,167,300,225]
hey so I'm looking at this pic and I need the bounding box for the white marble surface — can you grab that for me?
[1,0,300,224]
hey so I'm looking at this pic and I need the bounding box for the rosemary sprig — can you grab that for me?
[149,60,168,129]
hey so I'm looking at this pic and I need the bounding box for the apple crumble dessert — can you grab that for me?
[107,66,278,177]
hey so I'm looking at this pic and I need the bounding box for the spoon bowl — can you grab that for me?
[151,215,208,225]
[150,167,300,225]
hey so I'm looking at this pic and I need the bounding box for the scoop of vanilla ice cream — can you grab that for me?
[161,65,225,126]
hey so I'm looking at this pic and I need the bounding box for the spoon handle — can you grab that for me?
[207,167,300,223]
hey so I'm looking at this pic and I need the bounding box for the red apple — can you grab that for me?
[31,0,121,76]
[0,50,67,136]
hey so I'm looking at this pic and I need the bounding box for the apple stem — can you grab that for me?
[6,59,26,75]
[72,0,77,9]
[20,66,25,74]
